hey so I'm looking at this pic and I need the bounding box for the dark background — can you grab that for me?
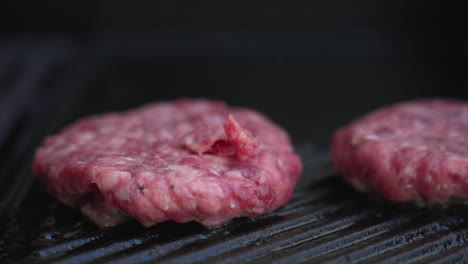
[1,0,466,146]
[1,2,468,262]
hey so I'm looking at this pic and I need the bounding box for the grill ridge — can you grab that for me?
[96,196,356,264]
[375,227,468,264]
[156,202,371,263]
[319,215,466,264]
[266,214,416,264]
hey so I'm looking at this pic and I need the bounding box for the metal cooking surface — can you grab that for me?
[1,39,468,264]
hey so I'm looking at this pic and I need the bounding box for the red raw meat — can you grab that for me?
[331,99,468,203]
[33,99,302,227]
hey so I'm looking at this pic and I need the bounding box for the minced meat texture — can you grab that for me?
[331,99,468,204]
[33,99,302,227]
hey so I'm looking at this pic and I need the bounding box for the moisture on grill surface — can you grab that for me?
[1,40,468,264]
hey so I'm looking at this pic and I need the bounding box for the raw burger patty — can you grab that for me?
[331,99,468,203]
[33,99,302,227]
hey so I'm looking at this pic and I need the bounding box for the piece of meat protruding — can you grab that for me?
[182,114,259,161]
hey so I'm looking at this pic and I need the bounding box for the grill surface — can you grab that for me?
[1,38,468,264]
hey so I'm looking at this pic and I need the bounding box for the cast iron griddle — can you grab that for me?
[1,37,468,264]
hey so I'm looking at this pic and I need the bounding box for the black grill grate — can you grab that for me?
[1,39,468,264]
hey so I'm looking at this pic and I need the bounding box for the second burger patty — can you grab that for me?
[331,99,468,204]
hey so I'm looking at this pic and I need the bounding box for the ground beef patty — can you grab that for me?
[331,99,468,204]
[33,99,302,227]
